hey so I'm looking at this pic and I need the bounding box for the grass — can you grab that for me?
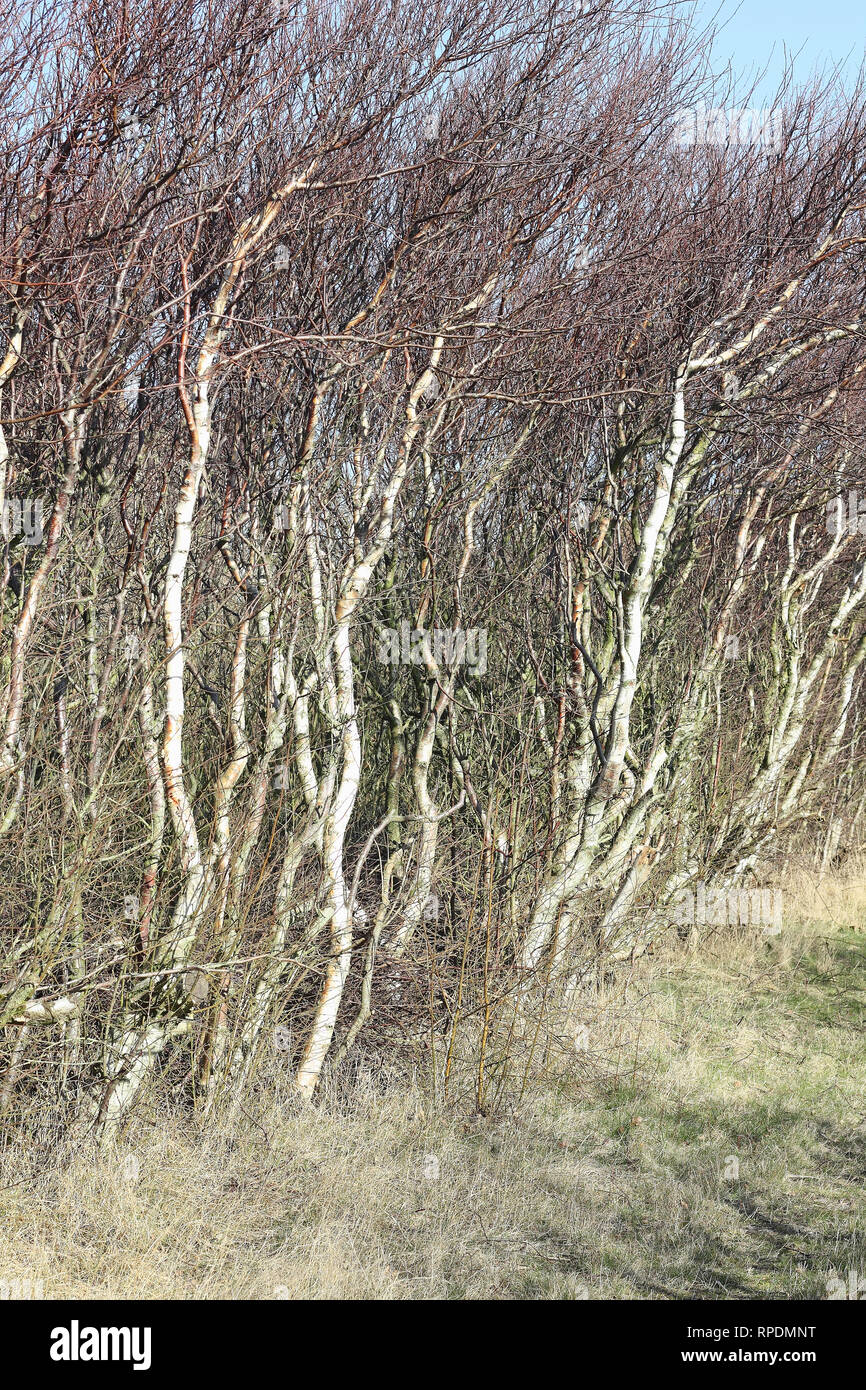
[1,873,864,1299]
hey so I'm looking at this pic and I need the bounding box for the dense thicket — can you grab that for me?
[2,0,865,1131]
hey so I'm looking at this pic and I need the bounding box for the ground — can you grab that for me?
[1,890,864,1300]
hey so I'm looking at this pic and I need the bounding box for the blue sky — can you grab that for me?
[690,0,864,99]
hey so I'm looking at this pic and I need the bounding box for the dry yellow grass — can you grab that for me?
[1,867,864,1300]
